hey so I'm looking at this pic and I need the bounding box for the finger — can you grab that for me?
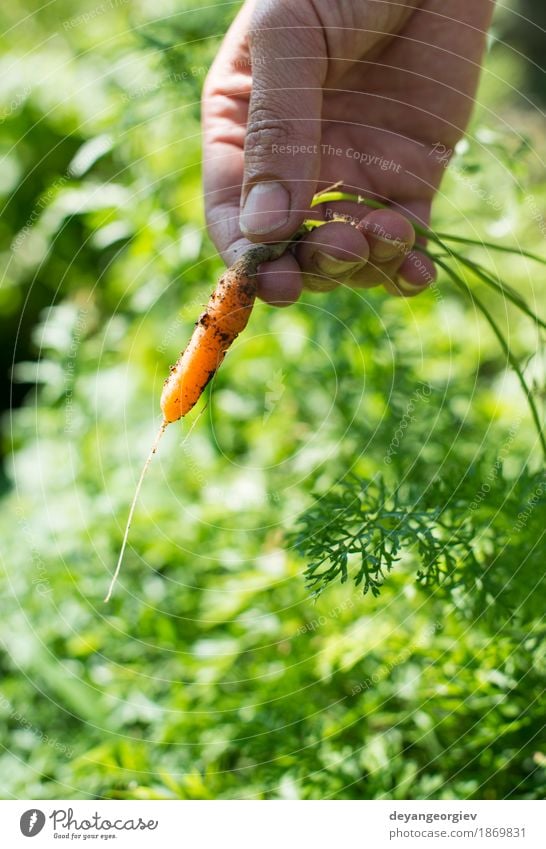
[256,252,303,307]
[396,250,437,296]
[356,208,415,263]
[347,247,436,296]
[239,2,327,240]
[222,236,302,307]
[296,221,369,291]
[384,201,436,295]
[344,209,415,289]
[346,257,410,290]
[389,199,432,245]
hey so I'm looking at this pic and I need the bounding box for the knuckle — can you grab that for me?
[245,117,293,159]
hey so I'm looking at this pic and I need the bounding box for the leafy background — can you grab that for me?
[0,0,545,799]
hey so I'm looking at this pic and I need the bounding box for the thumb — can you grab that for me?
[240,1,327,240]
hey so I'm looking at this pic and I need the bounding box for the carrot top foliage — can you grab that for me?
[289,192,546,604]
[291,466,546,620]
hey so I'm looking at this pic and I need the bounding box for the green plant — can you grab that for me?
[291,465,546,615]
[2,0,545,803]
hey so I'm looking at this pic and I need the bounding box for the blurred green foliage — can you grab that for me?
[0,0,545,800]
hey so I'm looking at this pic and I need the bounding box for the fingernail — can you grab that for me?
[303,274,340,293]
[314,252,362,277]
[371,237,403,261]
[397,276,430,293]
[240,182,290,235]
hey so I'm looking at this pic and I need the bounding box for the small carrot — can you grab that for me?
[105,240,288,602]
[161,241,287,423]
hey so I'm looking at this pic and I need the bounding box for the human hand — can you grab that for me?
[202,0,496,305]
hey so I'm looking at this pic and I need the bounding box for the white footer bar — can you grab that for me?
[2,799,544,849]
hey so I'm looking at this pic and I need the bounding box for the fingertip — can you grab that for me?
[256,253,302,307]
[397,251,437,295]
[297,220,369,263]
[223,236,254,267]
[357,209,415,262]
[296,221,369,289]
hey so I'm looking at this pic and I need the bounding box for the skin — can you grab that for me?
[202,0,496,305]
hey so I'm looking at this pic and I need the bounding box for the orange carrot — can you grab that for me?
[105,241,287,602]
[161,242,287,423]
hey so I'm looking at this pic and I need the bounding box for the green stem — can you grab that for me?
[308,187,546,456]
[447,253,546,332]
[311,190,546,265]
[434,256,546,461]
[310,189,546,331]
[433,233,546,266]
[417,243,546,332]
[310,191,434,242]
[311,191,385,211]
